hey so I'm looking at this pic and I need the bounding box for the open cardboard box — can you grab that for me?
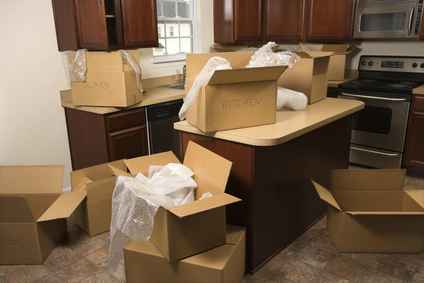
[124,141,241,262]
[312,169,424,253]
[70,160,131,237]
[185,51,288,133]
[124,225,246,283]
[298,43,356,81]
[69,50,143,107]
[278,51,333,104]
[0,165,86,264]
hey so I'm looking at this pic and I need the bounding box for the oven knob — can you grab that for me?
[421,63,424,68]
[412,63,418,68]
[368,61,373,66]
[361,61,366,66]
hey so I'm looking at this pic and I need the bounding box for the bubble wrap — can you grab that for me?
[299,44,323,52]
[245,42,300,69]
[118,49,144,93]
[61,49,87,82]
[277,87,307,111]
[178,56,232,121]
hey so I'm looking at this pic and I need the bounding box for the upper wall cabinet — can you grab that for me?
[214,0,356,43]
[52,0,158,51]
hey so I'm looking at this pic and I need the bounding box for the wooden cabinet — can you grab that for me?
[403,94,424,177]
[64,107,148,170]
[214,0,355,43]
[327,87,338,98]
[52,0,158,51]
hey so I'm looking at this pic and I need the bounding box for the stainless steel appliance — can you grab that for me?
[338,55,424,168]
[353,0,422,39]
[146,99,183,159]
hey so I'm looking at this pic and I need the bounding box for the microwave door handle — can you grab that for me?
[409,6,415,36]
[340,92,407,102]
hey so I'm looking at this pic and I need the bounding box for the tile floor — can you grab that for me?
[1,169,424,283]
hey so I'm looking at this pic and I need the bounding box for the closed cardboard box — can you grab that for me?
[278,51,333,104]
[0,165,86,264]
[312,169,424,253]
[298,43,356,81]
[185,52,287,133]
[70,160,131,237]
[70,50,143,107]
[124,141,241,262]
[124,225,246,283]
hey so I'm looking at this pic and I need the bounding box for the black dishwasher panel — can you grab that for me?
[146,99,183,159]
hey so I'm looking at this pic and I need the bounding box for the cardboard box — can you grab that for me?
[0,165,86,264]
[298,43,356,81]
[124,141,241,262]
[70,50,143,107]
[70,160,131,237]
[185,52,288,133]
[278,51,333,104]
[211,43,250,52]
[312,169,424,253]
[124,225,246,283]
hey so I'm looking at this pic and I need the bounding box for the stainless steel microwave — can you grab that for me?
[353,0,423,39]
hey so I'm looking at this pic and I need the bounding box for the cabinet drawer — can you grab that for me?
[413,95,424,113]
[106,107,146,132]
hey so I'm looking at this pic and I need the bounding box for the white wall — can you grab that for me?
[0,0,422,189]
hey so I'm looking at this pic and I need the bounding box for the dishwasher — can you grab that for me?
[146,99,184,160]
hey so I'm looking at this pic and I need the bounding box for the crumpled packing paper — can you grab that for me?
[109,163,204,271]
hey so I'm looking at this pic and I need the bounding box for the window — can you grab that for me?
[154,0,195,62]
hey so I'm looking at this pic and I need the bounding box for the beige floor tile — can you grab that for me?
[54,258,100,283]
[338,253,380,267]
[308,233,339,254]
[262,253,291,273]
[312,271,351,283]
[280,240,307,258]
[0,265,22,277]
[264,274,296,283]
[295,245,336,269]
[34,273,65,283]
[276,258,321,282]
[373,254,417,281]
[411,264,424,283]
[80,270,122,283]
[1,265,50,283]
[242,267,273,282]
[404,177,424,190]
[361,268,407,283]
[43,246,81,272]
[325,254,370,283]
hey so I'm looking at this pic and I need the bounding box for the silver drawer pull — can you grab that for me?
[351,146,400,157]
[341,92,407,102]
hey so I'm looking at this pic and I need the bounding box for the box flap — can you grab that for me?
[299,42,351,54]
[70,160,127,188]
[37,191,87,222]
[296,51,335,59]
[311,180,342,211]
[0,196,34,222]
[208,66,287,85]
[405,190,424,209]
[330,169,406,192]
[109,164,132,177]
[168,193,241,218]
[0,165,64,194]
[85,51,124,71]
[345,210,424,215]
[125,151,181,175]
[72,176,92,192]
[183,141,232,192]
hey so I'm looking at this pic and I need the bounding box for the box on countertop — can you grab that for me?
[0,165,86,264]
[312,169,424,253]
[185,51,288,133]
[278,51,333,104]
[299,43,356,81]
[70,159,131,237]
[69,50,143,107]
[124,225,246,283]
[124,141,241,262]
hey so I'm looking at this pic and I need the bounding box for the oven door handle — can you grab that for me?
[340,92,407,102]
[408,6,415,36]
[351,146,400,157]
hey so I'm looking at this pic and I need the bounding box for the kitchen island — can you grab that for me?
[174,97,364,274]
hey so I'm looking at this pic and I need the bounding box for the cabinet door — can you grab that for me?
[121,0,158,47]
[108,125,149,161]
[403,95,424,177]
[74,0,110,50]
[419,8,424,41]
[305,0,355,41]
[234,0,263,42]
[264,0,306,41]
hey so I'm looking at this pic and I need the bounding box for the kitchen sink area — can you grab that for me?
[158,82,185,90]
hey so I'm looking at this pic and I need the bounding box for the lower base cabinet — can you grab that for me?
[64,107,148,170]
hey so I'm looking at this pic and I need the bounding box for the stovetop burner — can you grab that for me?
[339,79,424,94]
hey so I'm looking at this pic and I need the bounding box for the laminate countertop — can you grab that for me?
[174,97,364,147]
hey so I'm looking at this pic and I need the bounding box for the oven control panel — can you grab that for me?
[359,56,424,73]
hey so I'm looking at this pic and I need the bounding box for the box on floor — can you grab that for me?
[185,51,287,133]
[0,165,86,264]
[70,159,131,237]
[298,42,356,81]
[124,141,241,262]
[68,49,143,107]
[124,225,246,283]
[312,169,424,253]
[278,51,333,104]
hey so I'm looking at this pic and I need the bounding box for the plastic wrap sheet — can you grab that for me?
[178,56,232,121]
[245,42,300,69]
[277,87,307,111]
[118,49,144,93]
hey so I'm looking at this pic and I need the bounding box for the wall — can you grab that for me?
[0,0,422,189]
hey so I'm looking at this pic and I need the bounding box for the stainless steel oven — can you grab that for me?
[338,55,424,169]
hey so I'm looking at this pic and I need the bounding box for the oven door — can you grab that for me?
[338,91,410,168]
[353,2,420,39]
